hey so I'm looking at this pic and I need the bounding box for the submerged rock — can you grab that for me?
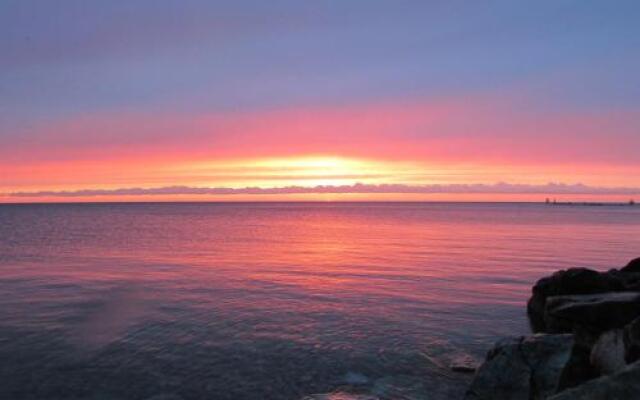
[302,373,463,400]
[302,393,379,400]
[371,375,429,400]
[373,373,469,400]
[449,353,481,373]
[590,330,626,375]
[548,360,640,400]
[465,334,574,400]
[544,292,640,334]
[341,372,370,386]
[144,395,184,400]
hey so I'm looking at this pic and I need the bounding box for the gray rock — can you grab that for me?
[590,330,626,375]
[465,334,574,400]
[548,360,640,400]
[556,339,597,391]
[527,268,622,333]
[545,292,640,334]
[608,268,640,291]
[624,316,640,363]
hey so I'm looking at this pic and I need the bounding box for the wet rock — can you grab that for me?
[465,334,574,400]
[621,257,640,274]
[624,317,640,363]
[544,292,640,334]
[527,268,621,332]
[547,360,640,400]
[556,340,597,391]
[590,330,626,375]
[449,353,481,373]
[621,275,640,291]
[470,259,640,399]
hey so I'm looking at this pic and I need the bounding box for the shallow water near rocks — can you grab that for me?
[0,202,638,399]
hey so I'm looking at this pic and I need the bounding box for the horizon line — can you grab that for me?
[1,199,638,206]
[5,181,640,199]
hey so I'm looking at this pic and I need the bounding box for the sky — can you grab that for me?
[1,0,640,202]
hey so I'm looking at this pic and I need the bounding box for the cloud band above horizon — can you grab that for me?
[7,182,640,198]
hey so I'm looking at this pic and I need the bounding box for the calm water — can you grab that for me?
[0,202,639,400]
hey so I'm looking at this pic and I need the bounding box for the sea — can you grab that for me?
[0,202,638,400]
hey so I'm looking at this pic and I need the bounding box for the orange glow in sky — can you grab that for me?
[2,2,640,203]
[2,151,639,203]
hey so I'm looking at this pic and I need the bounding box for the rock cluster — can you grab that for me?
[465,257,640,400]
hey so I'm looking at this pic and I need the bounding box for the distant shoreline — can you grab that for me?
[545,200,636,207]
[0,200,638,206]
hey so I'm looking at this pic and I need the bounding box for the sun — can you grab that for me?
[251,156,369,186]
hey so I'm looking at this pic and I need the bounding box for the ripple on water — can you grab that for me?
[0,203,638,399]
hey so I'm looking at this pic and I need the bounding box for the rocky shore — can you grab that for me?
[303,257,640,400]
[466,257,640,400]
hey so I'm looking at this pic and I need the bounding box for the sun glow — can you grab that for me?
[253,156,363,171]
[251,156,376,186]
[183,156,418,188]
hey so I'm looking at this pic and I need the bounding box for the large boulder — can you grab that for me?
[547,360,640,400]
[544,292,640,334]
[590,330,626,375]
[621,257,640,274]
[469,259,640,399]
[610,269,640,291]
[465,334,574,400]
[615,257,640,291]
[527,268,622,332]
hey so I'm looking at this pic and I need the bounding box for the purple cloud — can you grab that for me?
[7,182,640,198]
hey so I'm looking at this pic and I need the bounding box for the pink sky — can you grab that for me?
[2,2,639,202]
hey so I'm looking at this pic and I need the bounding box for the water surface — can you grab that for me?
[1,202,638,399]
